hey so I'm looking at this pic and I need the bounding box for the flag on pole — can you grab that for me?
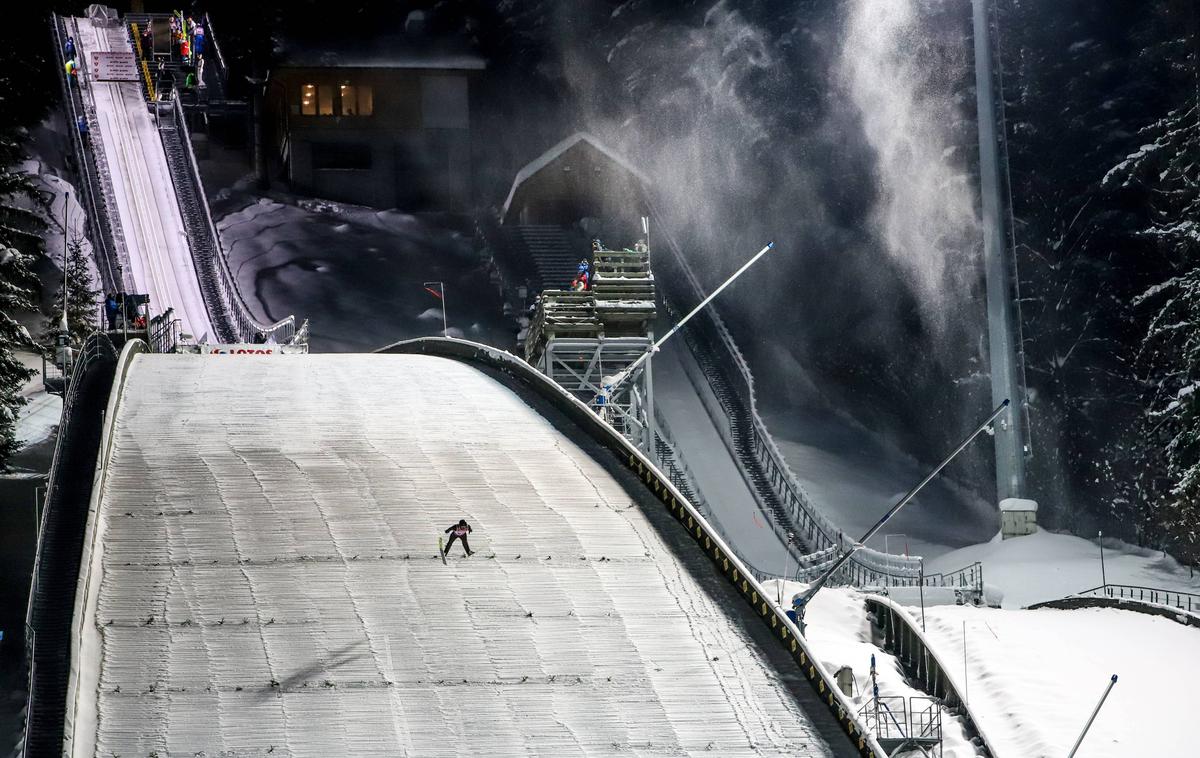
[424,285,443,299]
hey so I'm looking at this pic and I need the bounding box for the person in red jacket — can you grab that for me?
[443,519,474,556]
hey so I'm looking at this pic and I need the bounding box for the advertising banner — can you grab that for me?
[200,344,283,355]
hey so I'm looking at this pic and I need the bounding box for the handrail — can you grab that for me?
[1072,584,1200,613]
[381,337,887,757]
[202,12,229,87]
[50,14,122,292]
[22,332,117,758]
[162,91,295,343]
[23,334,117,640]
[865,594,997,757]
[648,203,925,585]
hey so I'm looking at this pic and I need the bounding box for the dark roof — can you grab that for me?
[276,35,485,71]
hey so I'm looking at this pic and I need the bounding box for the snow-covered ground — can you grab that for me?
[763,404,996,561]
[771,577,1200,758]
[927,527,1200,609]
[769,524,1200,757]
[14,351,60,450]
[72,16,213,340]
[214,191,512,352]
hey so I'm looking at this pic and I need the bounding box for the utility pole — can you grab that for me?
[972,0,1028,504]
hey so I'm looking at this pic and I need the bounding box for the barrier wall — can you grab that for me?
[382,337,887,757]
[864,595,996,757]
[61,340,148,757]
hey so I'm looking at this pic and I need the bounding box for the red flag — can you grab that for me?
[424,286,443,300]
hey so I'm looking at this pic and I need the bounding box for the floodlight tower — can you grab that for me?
[972,0,1032,513]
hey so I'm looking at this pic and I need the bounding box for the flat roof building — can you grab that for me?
[267,37,484,210]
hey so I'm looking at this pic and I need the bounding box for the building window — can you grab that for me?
[312,142,372,170]
[338,83,373,116]
[318,84,334,116]
[300,83,317,115]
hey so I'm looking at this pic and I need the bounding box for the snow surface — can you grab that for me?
[927,527,1200,609]
[762,404,996,560]
[72,17,214,341]
[916,603,1199,758]
[653,339,798,573]
[769,584,979,758]
[70,353,847,757]
[214,192,511,352]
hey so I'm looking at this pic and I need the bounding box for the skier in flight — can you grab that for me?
[443,519,474,557]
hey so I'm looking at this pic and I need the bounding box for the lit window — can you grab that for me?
[356,85,373,116]
[318,84,333,116]
[300,83,316,116]
[339,83,357,116]
[337,83,373,116]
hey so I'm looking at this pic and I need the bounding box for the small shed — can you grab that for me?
[999,497,1038,539]
[501,133,651,230]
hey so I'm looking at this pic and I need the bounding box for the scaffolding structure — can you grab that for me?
[526,245,657,451]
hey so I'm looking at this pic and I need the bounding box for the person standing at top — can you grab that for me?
[104,293,119,330]
[443,519,474,556]
[193,23,205,57]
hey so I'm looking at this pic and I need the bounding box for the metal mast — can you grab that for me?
[972,0,1027,501]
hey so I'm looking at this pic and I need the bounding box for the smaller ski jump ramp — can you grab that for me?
[63,350,861,756]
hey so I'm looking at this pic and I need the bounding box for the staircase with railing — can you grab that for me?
[156,91,295,343]
[21,334,119,758]
[649,212,929,588]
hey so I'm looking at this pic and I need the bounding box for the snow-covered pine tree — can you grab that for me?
[42,236,99,351]
[1123,103,1200,562]
[0,234,40,469]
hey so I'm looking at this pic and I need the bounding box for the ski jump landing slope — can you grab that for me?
[65,352,854,757]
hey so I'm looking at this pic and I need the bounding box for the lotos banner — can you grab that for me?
[200,344,282,355]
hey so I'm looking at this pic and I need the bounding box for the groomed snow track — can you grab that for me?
[47,340,880,758]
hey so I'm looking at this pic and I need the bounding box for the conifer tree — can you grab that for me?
[42,236,99,351]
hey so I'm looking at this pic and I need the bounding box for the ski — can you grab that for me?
[438,536,447,565]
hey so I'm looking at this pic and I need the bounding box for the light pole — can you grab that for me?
[972,0,1030,505]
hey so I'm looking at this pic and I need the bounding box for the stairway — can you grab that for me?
[156,102,237,342]
[23,342,117,757]
[509,225,588,291]
[125,13,226,102]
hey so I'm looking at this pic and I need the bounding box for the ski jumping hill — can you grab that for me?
[57,347,864,757]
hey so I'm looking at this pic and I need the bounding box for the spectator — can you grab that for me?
[77,116,89,143]
[104,293,119,330]
[65,36,75,59]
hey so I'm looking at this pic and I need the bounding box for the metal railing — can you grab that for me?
[50,14,123,292]
[160,91,296,343]
[649,209,926,586]
[23,333,118,758]
[1074,584,1200,613]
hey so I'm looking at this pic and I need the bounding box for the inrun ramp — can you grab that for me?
[67,353,849,757]
[71,16,214,340]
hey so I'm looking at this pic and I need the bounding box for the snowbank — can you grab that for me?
[927,527,1200,608]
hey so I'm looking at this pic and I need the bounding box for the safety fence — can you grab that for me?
[1027,584,1200,628]
[648,208,926,586]
[23,334,120,758]
[865,595,996,757]
[381,337,888,757]
[158,91,295,343]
